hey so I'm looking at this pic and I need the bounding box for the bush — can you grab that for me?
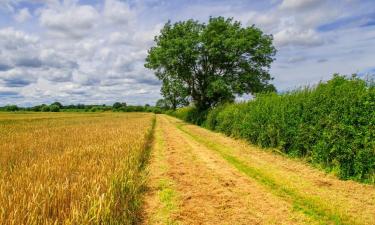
[41,105,50,112]
[167,106,208,125]
[49,105,60,112]
[4,105,19,112]
[178,75,375,183]
[90,107,103,112]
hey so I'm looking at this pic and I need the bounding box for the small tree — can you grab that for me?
[146,17,276,111]
[113,102,126,110]
[51,102,63,109]
[113,102,122,110]
[155,99,170,110]
[41,105,50,112]
[5,105,19,112]
[49,105,60,112]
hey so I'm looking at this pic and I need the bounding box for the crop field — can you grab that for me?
[0,112,155,224]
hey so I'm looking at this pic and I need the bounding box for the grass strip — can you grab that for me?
[151,120,180,225]
[176,122,355,225]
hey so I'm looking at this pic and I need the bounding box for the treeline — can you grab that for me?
[0,102,163,113]
[170,75,375,183]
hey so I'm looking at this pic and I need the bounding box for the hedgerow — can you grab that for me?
[176,75,375,183]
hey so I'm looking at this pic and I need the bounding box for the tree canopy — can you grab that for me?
[145,17,276,110]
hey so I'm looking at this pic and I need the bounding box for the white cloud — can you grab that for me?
[286,56,306,63]
[108,31,131,45]
[279,0,325,10]
[274,27,323,47]
[0,68,38,87]
[103,0,135,25]
[0,0,15,12]
[14,8,32,23]
[0,27,38,50]
[247,12,279,33]
[39,3,99,39]
[39,49,78,69]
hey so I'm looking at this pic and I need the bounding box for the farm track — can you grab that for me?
[143,115,375,225]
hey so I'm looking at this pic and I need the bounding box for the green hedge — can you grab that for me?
[177,75,375,183]
[167,107,208,125]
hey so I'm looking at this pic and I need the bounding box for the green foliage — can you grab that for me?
[167,106,208,125]
[160,78,189,110]
[145,17,276,110]
[113,102,126,110]
[155,99,170,110]
[3,105,19,112]
[49,105,60,112]
[89,106,103,112]
[41,105,50,112]
[31,105,43,112]
[51,102,63,109]
[183,75,375,183]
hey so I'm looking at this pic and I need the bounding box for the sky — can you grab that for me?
[0,0,374,106]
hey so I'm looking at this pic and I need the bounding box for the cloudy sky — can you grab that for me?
[0,0,374,106]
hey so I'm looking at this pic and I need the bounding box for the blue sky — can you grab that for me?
[0,0,374,106]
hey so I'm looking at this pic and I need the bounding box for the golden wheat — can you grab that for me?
[0,112,154,224]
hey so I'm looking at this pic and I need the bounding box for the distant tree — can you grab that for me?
[113,102,127,110]
[51,102,63,109]
[31,105,43,112]
[41,105,50,112]
[77,104,85,109]
[113,102,122,110]
[145,17,276,110]
[155,99,170,109]
[49,105,60,112]
[90,106,103,112]
[5,105,19,112]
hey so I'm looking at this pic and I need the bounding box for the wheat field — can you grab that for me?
[0,112,155,225]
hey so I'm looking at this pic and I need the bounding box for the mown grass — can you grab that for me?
[172,75,375,183]
[147,121,180,225]
[0,112,155,224]
[157,179,180,225]
[177,123,355,225]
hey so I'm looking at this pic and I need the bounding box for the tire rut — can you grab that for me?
[153,115,313,225]
[172,116,375,225]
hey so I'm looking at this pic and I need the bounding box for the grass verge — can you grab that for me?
[148,119,180,225]
[176,122,356,225]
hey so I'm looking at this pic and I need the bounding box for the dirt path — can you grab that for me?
[143,115,375,225]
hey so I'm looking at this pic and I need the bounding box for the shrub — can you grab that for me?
[90,107,103,112]
[49,105,60,112]
[177,75,375,183]
[168,106,208,125]
[41,105,50,112]
[4,105,19,112]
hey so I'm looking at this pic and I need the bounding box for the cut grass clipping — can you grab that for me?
[177,123,355,225]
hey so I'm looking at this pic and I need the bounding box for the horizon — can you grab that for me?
[1,0,375,107]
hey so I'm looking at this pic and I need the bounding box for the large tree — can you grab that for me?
[160,77,189,110]
[145,17,276,110]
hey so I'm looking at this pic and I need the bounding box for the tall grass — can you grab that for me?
[177,75,375,183]
[0,112,154,224]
